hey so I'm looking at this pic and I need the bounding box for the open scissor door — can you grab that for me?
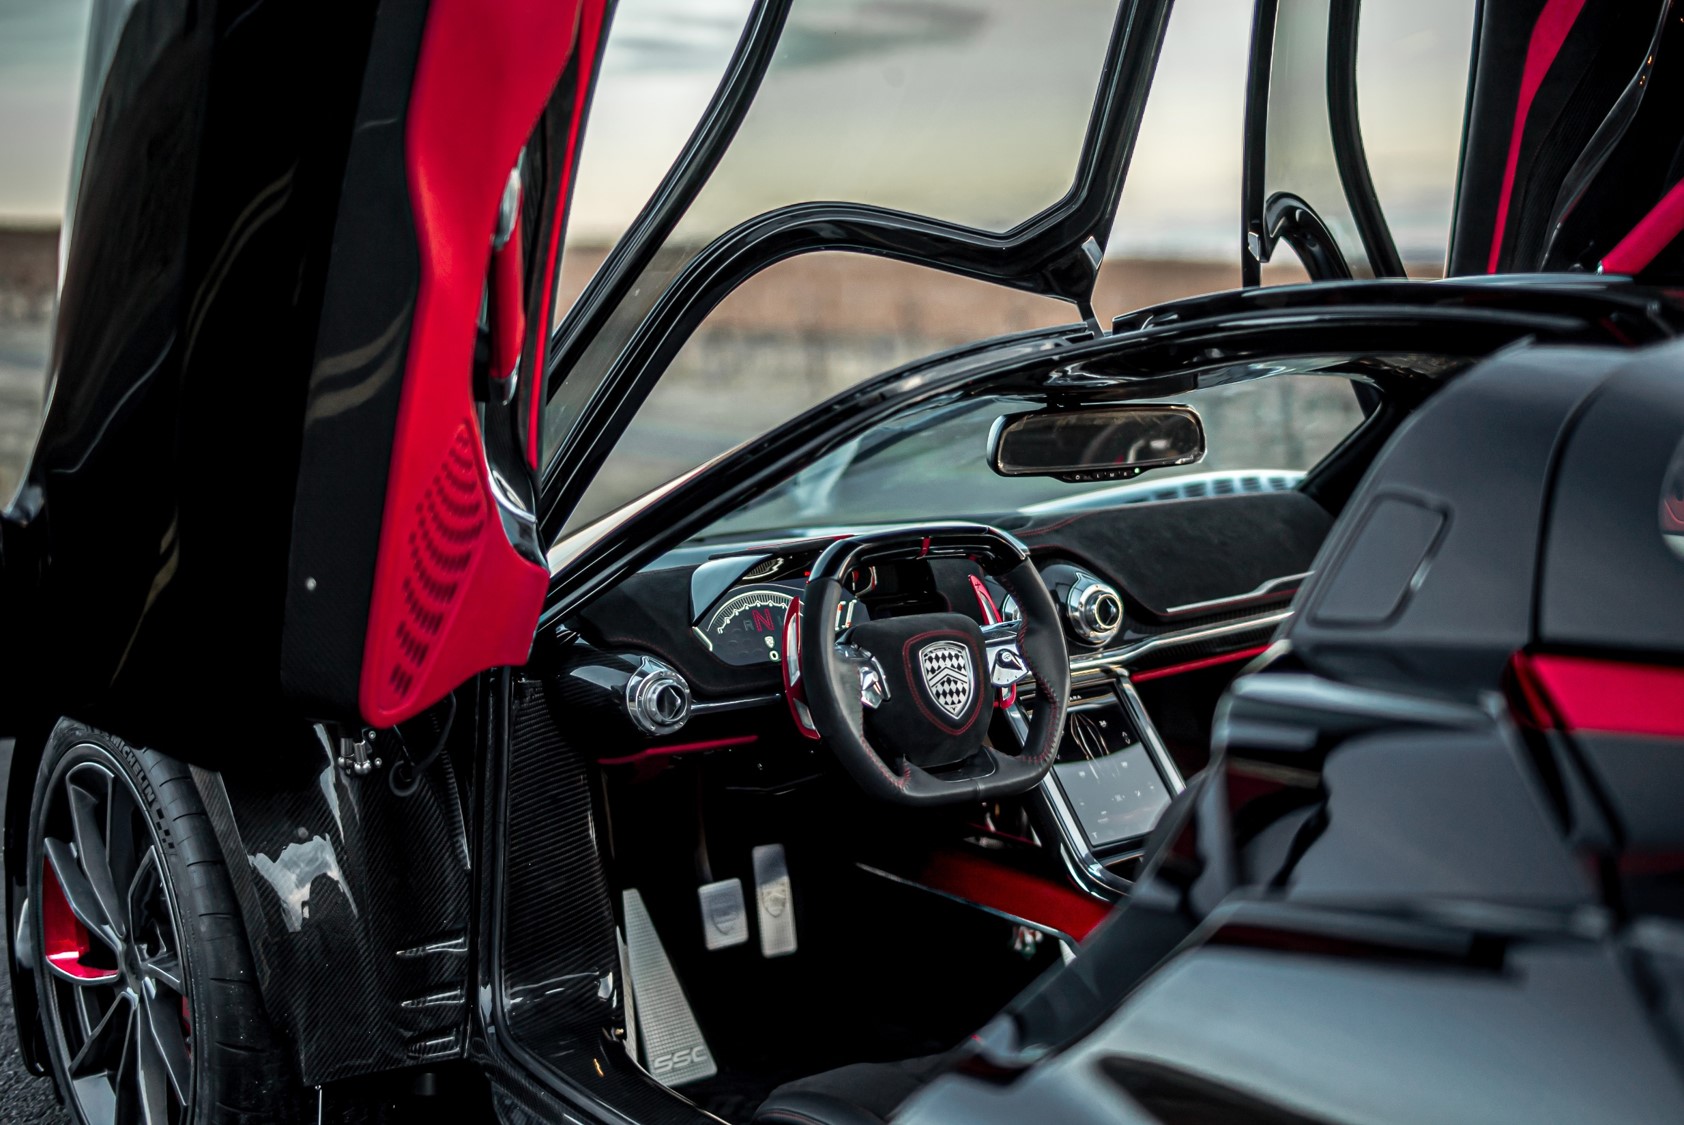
[280,0,611,726]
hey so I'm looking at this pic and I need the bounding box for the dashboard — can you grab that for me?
[560,490,1333,900]
[568,489,1332,700]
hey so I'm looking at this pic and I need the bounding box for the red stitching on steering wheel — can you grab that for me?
[995,567,1063,766]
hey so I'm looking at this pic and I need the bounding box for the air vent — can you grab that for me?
[1041,564,1124,647]
[626,656,692,736]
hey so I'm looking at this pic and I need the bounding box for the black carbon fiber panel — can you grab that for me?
[194,721,472,1086]
[501,680,621,1045]
[492,677,713,1123]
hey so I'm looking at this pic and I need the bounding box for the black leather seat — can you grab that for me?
[753,1051,956,1124]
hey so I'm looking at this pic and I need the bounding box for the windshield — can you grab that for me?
[695,367,1368,541]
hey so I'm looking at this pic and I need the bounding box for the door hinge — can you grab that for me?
[337,729,384,777]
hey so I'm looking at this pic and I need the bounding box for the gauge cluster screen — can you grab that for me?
[696,584,794,666]
[693,580,870,666]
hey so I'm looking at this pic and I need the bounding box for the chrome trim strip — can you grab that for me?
[1119,675,1187,798]
[1160,573,1309,619]
[688,692,782,715]
[1068,610,1292,675]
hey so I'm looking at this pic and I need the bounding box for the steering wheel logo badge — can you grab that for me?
[919,640,976,720]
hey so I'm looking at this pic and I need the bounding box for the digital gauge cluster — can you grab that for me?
[694,583,867,666]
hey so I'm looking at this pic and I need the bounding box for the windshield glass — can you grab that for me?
[695,367,1368,541]
[542,0,1127,464]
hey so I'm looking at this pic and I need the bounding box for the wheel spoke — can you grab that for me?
[126,849,161,943]
[142,984,191,1103]
[68,992,131,1079]
[43,837,121,954]
[114,997,141,1125]
[139,950,183,995]
[132,1001,173,1125]
[44,756,191,1125]
[67,765,127,939]
[105,789,142,915]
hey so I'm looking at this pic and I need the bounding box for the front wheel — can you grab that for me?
[26,723,302,1124]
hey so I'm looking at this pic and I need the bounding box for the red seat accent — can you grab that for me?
[1511,652,1684,739]
[1601,178,1684,277]
[1486,0,1588,273]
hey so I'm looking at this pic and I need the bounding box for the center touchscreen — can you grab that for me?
[1050,695,1172,850]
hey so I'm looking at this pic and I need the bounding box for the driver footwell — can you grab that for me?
[600,752,1063,1121]
[494,676,1065,1123]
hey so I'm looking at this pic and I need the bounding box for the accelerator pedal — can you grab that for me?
[753,844,798,958]
[621,889,717,1087]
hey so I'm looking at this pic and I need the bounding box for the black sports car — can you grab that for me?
[5,0,1684,1122]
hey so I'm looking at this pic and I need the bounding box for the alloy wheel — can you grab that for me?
[38,756,193,1124]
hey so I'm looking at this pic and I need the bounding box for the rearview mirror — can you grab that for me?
[990,404,1205,482]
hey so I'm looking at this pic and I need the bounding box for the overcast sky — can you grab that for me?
[0,0,88,224]
[0,0,1472,258]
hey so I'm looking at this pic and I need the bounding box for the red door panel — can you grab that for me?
[281,0,609,728]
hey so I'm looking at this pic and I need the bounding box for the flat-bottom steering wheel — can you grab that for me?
[781,524,1070,806]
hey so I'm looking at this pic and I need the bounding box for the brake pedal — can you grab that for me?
[621,889,717,1087]
[697,878,749,950]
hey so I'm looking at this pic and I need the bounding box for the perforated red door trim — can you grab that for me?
[359,0,592,726]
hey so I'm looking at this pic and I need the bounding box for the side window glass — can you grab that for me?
[562,252,1072,533]
[552,0,757,331]
[1255,0,1476,283]
[1355,0,1478,276]
[0,0,93,501]
[1098,1,1252,316]
[543,0,1127,468]
[1261,0,1373,280]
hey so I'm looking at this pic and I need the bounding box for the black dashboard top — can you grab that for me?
[566,491,1331,700]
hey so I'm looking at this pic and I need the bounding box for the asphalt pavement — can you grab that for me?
[0,738,72,1122]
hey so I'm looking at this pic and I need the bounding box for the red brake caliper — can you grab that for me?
[40,859,117,983]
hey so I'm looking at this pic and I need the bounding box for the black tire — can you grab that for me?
[26,721,304,1124]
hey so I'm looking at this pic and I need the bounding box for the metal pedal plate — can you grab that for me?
[621,889,717,1086]
[698,878,750,950]
[752,844,797,958]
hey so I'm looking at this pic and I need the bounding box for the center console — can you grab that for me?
[1026,676,1185,895]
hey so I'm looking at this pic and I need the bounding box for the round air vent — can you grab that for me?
[625,656,692,736]
[1041,564,1124,646]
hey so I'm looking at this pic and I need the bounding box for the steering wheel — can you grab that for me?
[781,524,1070,806]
